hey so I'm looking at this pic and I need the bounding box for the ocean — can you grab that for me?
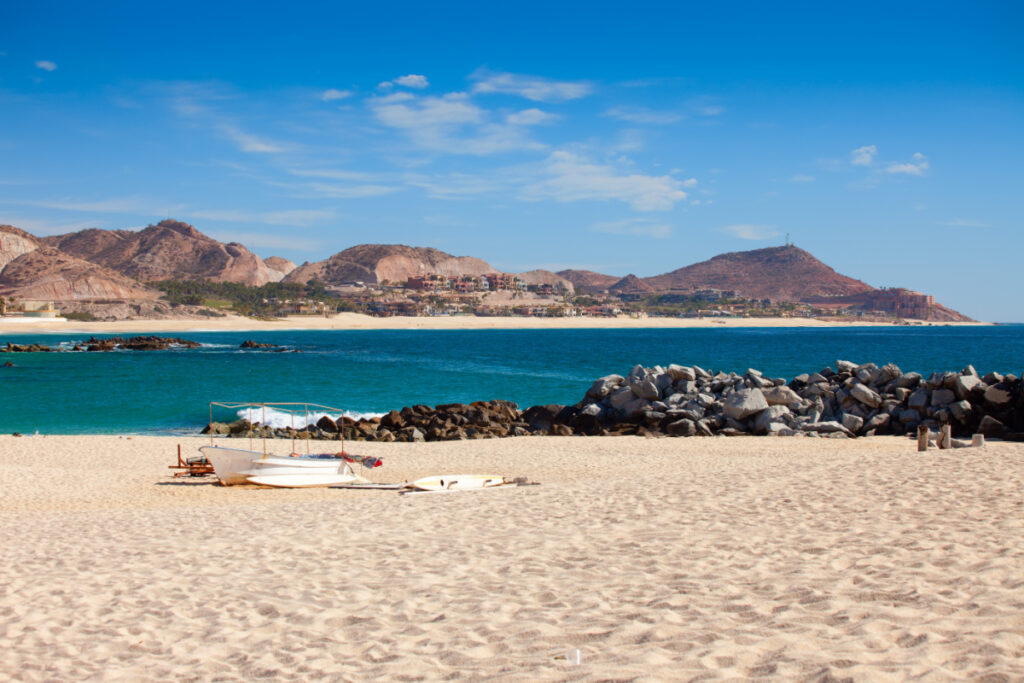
[1,325,1022,434]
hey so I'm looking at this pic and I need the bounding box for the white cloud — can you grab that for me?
[0,216,98,236]
[35,60,57,72]
[370,91,543,155]
[521,151,689,211]
[791,174,816,183]
[603,106,682,125]
[304,182,400,198]
[470,69,592,102]
[506,108,557,125]
[850,145,877,166]
[681,178,698,188]
[393,74,429,89]
[11,196,184,215]
[221,126,288,153]
[719,224,780,240]
[406,173,503,199]
[591,218,672,239]
[287,168,380,182]
[886,152,929,175]
[320,88,352,101]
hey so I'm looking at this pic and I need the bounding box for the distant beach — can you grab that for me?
[0,312,991,334]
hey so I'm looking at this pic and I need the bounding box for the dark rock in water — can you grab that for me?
[240,340,277,349]
[2,361,13,367]
[12,432,23,437]
[80,336,201,351]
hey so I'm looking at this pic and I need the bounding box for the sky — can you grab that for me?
[1,1,1022,320]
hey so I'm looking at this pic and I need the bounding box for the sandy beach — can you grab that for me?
[0,312,990,334]
[1,433,1021,680]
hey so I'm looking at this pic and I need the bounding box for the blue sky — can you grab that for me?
[1,1,1021,320]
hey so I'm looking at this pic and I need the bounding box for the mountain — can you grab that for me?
[609,274,656,295]
[0,246,159,301]
[284,244,495,286]
[263,256,297,282]
[642,245,874,300]
[42,219,275,286]
[556,269,620,294]
[1,224,41,271]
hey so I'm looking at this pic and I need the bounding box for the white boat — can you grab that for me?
[200,446,360,488]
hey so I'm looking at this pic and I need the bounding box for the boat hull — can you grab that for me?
[199,446,356,487]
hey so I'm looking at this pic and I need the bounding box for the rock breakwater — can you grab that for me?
[1,336,201,352]
[202,360,1024,443]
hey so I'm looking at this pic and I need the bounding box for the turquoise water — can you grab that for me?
[1,326,1022,434]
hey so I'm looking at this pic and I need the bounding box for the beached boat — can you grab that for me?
[199,401,382,488]
[199,446,362,487]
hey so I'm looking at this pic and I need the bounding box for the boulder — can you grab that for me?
[722,388,768,420]
[953,374,981,399]
[799,421,853,436]
[316,415,338,433]
[908,388,930,411]
[635,379,660,401]
[668,364,696,381]
[586,374,623,400]
[930,389,956,407]
[622,397,650,416]
[836,360,857,372]
[765,385,802,405]
[754,405,791,434]
[666,418,697,437]
[978,415,1006,436]
[849,383,882,408]
[897,372,922,389]
[841,413,864,434]
[608,387,635,410]
[202,421,230,435]
[984,384,1013,406]
[948,400,972,422]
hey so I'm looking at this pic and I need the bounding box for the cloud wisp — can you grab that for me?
[320,88,352,101]
[521,151,692,211]
[35,60,57,72]
[603,106,683,125]
[470,69,593,102]
[850,145,877,166]
[886,152,929,175]
[379,74,430,90]
[719,224,780,240]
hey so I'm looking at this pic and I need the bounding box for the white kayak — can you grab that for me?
[409,474,507,491]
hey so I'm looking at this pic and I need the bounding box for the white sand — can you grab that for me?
[1,434,1022,680]
[0,312,988,333]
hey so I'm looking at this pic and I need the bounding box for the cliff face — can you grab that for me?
[642,245,875,300]
[284,244,496,285]
[556,269,620,294]
[263,256,297,282]
[0,246,159,301]
[0,225,40,272]
[43,220,275,286]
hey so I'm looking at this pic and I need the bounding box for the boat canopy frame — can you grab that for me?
[208,401,347,455]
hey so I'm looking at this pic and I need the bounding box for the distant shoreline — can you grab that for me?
[0,312,992,333]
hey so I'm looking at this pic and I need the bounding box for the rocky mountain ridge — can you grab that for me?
[0,220,971,320]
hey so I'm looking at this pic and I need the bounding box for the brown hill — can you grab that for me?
[556,269,620,294]
[610,274,655,295]
[263,256,297,282]
[0,246,159,301]
[42,219,275,286]
[642,245,874,300]
[284,244,495,286]
[1,224,40,272]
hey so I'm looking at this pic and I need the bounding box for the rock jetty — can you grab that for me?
[201,360,1024,443]
[0,336,201,352]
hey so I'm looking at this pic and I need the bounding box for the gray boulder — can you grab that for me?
[908,388,930,411]
[841,413,864,434]
[984,384,1012,405]
[978,415,1005,435]
[762,385,801,406]
[953,373,981,399]
[836,360,857,372]
[622,397,650,416]
[722,388,769,420]
[849,383,882,408]
[897,372,922,389]
[948,400,972,422]
[635,378,660,401]
[666,418,697,437]
[586,374,624,399]
[754,405,791,434]
[668,364,696,381]
[608,387,635,410]
[799,421,853,436]
[930,389,956,407]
